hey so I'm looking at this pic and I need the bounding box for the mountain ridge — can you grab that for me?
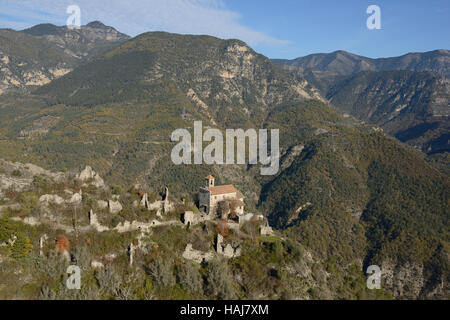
[0,21,130,95]
[274,49,450,78]
[273,50,450,161]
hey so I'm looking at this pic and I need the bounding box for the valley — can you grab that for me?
[0,22,448,300]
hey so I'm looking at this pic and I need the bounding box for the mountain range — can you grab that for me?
[0,22,448,299]
[274,50,450,168]
[0,21,129,94]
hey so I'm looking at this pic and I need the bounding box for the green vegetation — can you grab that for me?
[0,30,447,300]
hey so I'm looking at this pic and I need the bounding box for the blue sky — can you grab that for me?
[1,0,448,59]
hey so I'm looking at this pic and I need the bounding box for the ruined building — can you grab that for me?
[199,175,244,218]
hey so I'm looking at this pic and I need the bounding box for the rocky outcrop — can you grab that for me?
[382,259,425,299]
[0,22,129,94]
[77,166,106,188]
[67,190,83,205]
[39,194,65,206]
[128,243,136,267]
[0,160,65,194]
[91,260,105,269]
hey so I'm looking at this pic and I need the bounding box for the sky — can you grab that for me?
[0,0,448,59]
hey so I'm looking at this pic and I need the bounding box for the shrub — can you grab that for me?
[18,192,39,215]
[270,240,284,261]
[11,234,32,259]
[146,258,175,289]
[56,235,70,252]
[96,267,122,297]
[177,263,203,296]
[205,258,235,300]
[11,170,22,177]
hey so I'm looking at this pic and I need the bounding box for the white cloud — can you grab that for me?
[0,0,289,47]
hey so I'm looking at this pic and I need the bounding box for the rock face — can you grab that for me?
[381,259,425,299]
[128,243,136,267]
[260,222,274,236]
[39,234,48,257]
[35,31,323,118]
[323,70,450,154]
[163,187,170,213]
[379,259,448,299]
[0,160,65,195]
[39,191,84,207]
[39,194,65,206]
[24,21,130,60]
[162,35,324,112]
[0,21,129,94]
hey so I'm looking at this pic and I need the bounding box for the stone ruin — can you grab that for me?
[39,234,48,256]
[108,199,123,214]
[216,233,241,259]
[38,190,83,207]
[128,243,136,267]
[182,244,214,264]
[89,209,109,232]
[139,187,173,216]
[181,211,211,226]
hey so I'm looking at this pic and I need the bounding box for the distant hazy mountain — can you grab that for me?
[0,21,129,94]
[274,50,450,158]
[326,70,449,155]
[274,49,450,78]
[22,21,130,59]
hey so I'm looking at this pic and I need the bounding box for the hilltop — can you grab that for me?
[0,21,129,94]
